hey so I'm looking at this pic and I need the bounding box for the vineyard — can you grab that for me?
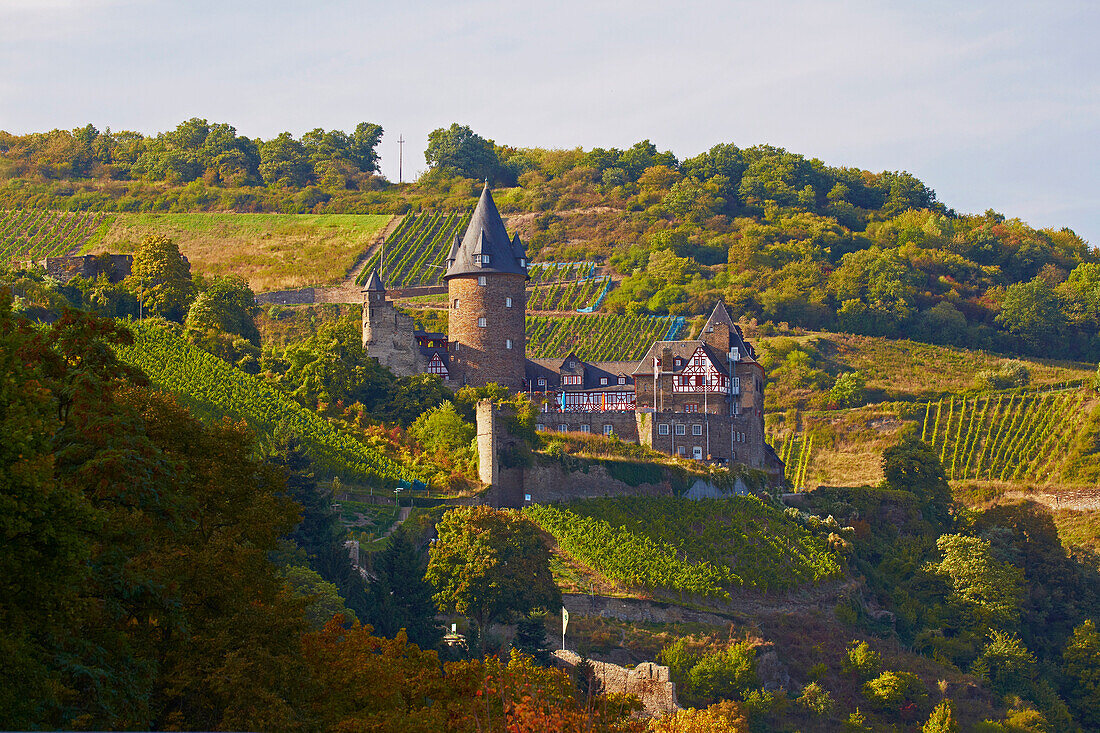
[526,314,684,361]
[526,275,612,312]
[115,321,409,487]
[1,209,113,265]
[774,432,815,490]
[355,211,471,288]
[525,496,842,597]
[527,261,596,283]
[919,390,1095,483]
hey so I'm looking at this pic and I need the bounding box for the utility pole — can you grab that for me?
[397,135,405,184]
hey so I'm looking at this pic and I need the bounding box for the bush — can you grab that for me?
[830,371,866,407]
[862,670,928,711]
[973,361,1030,391]
[843,640,882,679]
[796,681,834,716]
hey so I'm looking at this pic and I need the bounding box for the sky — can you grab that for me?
[0,0,1097,243]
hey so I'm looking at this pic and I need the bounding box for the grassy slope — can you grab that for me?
[115,319,407,487]
[87,212,390,292]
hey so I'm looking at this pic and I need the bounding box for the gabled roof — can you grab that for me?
[703,301,734,332]
[632,340,749,376]
[444,184,528,279]
[362,268,385,292]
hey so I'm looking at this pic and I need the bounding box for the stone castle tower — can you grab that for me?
[445,184,528,390]
[361,268,432,376]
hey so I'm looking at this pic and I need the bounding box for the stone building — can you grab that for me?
[24,254,134,284]
[361,184,782,480]
[361,268,449,379]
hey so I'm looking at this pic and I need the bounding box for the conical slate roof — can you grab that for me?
[703,301,734,331]
[362,268,385,292]
[444,184,528,279]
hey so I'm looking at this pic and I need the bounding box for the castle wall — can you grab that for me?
[552,650,678,717]
[532,411,639,442]
[448,273,526,390]
[40,254,133,284]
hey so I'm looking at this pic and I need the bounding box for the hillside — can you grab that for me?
[115,319,408,486]
[86,212,391,291]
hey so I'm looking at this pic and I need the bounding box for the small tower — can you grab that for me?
[445,184,528,389]
[361,267,427,376]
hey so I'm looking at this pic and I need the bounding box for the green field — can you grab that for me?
[526,496,843,597]
[355,211,469,287]
[115,320,408,487]
[88,212,391,292]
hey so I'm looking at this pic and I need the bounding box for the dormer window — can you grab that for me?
[479,254,490,266]
[618,376,627,385]
[674,358,683,369]
[520,258,526,267]
[600,377,608,386]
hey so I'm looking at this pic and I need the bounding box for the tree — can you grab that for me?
[259,131,312,186]
[829,371,866,407]
[426,507,560,630]
[1062,619,1100,729]
[424,123,500,182]
[129,234,194,321]
[186,274,259,344]
[881,428,953,527]
[971,630,1036,697]
[996,278,1066,354]
[281,564,358,629]
[512,613,552,666]
[410,401,475,457]
[369,525,442,650]
[929,534,1023,631]
[922,700,959,733]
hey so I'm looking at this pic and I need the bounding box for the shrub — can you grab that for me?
[796,681,834,717]
[973,361,1030,391]
[843,640,882,679]
[862,670,928,711]
[830,371,866,408]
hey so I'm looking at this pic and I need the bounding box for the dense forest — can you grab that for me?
[1,119,1096,360]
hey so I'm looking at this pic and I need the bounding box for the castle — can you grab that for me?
[363,185,783,481]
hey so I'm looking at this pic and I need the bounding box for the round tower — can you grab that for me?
[445,185,528,390]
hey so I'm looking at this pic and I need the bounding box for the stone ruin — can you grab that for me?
[552,649,678,716]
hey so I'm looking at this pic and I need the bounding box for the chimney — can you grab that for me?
[661,347,673,372]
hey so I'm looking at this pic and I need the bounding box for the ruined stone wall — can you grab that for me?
[552,650,677,716]
[256,288,317,305]
[362,293,429,377]
[42,254,132,284]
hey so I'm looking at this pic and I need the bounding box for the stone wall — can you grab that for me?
[363,292,430,376]
[39,254,132,284]
[552,650,677,716]
[256,288,317,305]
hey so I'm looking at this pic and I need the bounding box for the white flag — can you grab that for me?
[562,606,569,634]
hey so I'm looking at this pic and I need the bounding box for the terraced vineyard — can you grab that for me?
[526,313,683,361]
[527,261,596,283]
[355,211,471,288]
[919,391,1094,483]
[774,432,815,490]
[526,496,842,596]
[526,275,612,312]
[115,320,409,487]
[1,209,113,265]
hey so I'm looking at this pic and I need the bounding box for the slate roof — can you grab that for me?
[445,184,528,279]
[632,341,735,377]
[525,357,637,392]
[362,268,385,292]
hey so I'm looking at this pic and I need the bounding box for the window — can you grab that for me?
[674,357,683,368]
[520,257,527,267]
[478,317,486,328]
[568,360,576,369]
[452,299,459,309]
[600,377,608,386]
[505,296,512,307]
[453,342,460,352]
[536,423,545,431]
[478,276,487,286]
[563,375,581,386]
[558,424,568,433]
[692,424,703,436]
[658,424,669,436]
[480,254,490,266]
[580,424,591,433]
[538,378,547,387]
[692,446,703,460]
[677,445,685,456]
[674,424,686,436]
[618,376,626,385]
[684,403,699,413]
[506,339,513,349]
[732,399,740,415]
[603,424,614,435]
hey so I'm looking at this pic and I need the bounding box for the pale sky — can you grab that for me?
[1,0,1097,244]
